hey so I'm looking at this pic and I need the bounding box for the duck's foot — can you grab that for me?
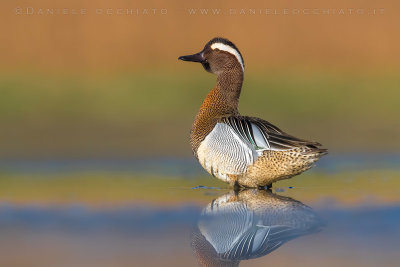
[233,181,242,192]
[258,184,272,190]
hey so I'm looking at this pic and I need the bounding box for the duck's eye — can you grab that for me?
[214,48,220,52]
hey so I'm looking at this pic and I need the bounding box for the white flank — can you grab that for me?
[210,42,244,72]
[197,123,256,182]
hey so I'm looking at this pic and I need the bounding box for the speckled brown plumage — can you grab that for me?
[180,37,327,188]
[241,147,327,187]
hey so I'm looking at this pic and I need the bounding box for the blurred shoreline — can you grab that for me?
[1,71,399,158]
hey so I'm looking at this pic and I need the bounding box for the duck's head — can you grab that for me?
[178,37,244,75]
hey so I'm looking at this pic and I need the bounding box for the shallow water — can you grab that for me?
[0,155,399,267]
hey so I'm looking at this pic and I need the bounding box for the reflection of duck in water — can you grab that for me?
[191,189,324,267]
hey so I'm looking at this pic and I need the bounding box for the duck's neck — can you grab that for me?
[203,69,244,116]
[190,69,243,154]
[215,70,243,112]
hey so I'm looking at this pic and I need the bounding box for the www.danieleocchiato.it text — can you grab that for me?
[186,8,384,16]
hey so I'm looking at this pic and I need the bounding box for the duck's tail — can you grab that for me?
[296,146,328,172]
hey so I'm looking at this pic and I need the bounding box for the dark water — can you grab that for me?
[0,155,399,266]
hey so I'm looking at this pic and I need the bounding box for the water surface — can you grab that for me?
[0,155,399,266]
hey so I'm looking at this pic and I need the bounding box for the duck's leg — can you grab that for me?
[233,181,242,192]
[258,183,272,190]
[228,175,242,192]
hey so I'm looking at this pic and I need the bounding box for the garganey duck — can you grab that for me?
[179,37,327,188]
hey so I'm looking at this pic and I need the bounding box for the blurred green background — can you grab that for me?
[1,70,399,158]
[0,0,399,159]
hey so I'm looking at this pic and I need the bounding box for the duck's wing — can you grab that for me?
[221,116,323,151]
[197,116,324,178]
[221,224,307,260]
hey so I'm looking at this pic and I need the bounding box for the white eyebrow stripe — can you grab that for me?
[210,42,244,72]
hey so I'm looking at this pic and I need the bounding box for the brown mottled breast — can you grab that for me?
[190,85,240,157]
